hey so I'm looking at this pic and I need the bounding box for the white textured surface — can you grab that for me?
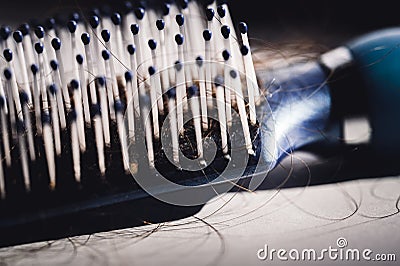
[0,173,398,266]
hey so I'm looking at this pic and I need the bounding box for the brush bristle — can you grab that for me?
[0,0,262,201]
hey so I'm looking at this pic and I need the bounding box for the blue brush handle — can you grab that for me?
[258,27,400,165]
[346,27,400,154]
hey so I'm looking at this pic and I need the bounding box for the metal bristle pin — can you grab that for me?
[0,0,260,201]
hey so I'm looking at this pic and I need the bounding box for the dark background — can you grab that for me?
[1,0,399,47]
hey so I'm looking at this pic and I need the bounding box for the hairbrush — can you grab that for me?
[0,0,399,247]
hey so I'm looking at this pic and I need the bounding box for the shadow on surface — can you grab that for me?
[1,143,399,248]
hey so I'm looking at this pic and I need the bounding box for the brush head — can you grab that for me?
[0,25,11,40]
[12,31,23,43]
[0,0,272,245]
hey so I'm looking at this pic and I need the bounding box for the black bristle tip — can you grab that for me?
[134,7,145,20]
[20,91,29,104]
[222,50,230,61]
[205,8,214,21]
[45,18,56,30]
[3,68,12,80]
[111,13,122,25]
[114,100,124,113]
[196,56,203,67]
[188,85,199,98]
[50,60,58,70]
[238,22,248,34]
[90,104,101,117]
[217,5,226,18]
[34,26,45,39]
[230,69,237,79]
[89,7,101,17]
[214,75,224,86]
[148,66,156,76]
[136,0,147,9]
[175,34,184,45]
[125,71,132,82]
[148,39,157,50]
[102,50,110,60]
[203,30,212,41]
[69,12,80,22]
[101,29,110,42]
[167,87,176,99]
[240,45,249,56]
[162,3,170,16]
[81,33,90,45]
[34,42,44,54]
[179,0,188,9]
[174,60,182,71]
[48,84,57,95]
[89,16,100,29]
[12,31,23,43]
[88,7,99,17]
[130,24,139,35]
[31,64,39,75]
[19,23,30,36]
[221,25,230,39]
[176,14,184,26]
[51,38,61,50]
[123,1,133,14]
[0,26,11,40]
[127,44,136,55]
[3,49,12,62]
[70,79,79,89]
[67,20,77,33]
[97,76,106,86]
[156,19,165,31]
[76,54,84,65]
